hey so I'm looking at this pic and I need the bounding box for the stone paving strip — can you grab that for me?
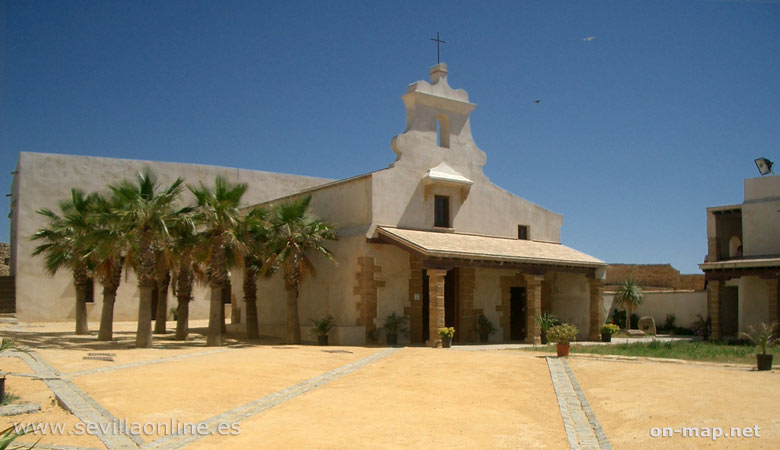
[547,357,611,450]
[145,347,401,450]
[64,348,229,379]
[15,351,142,449]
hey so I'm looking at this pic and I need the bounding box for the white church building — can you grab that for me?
[10,63,607,346]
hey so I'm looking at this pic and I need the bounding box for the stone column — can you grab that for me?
[524,274,543,344]
[707,279,721,340]
[589,278,604,341]
[768,278,779,337]
[427,269,447,347]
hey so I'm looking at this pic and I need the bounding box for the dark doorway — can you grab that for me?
[720,286,739,337]
[510,287,527,341]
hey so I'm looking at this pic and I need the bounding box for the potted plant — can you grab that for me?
[383,312,409,346]
[546,323,578,357]
[599,323,619,343]
[739,322,777,371]
[438,327,455,348]
[535,312,559,344]
[310,315,336,346]
[476,314,496,343]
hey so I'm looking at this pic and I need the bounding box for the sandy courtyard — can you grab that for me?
[0,321,778,449]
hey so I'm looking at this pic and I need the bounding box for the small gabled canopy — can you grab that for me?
[423,162,473,187]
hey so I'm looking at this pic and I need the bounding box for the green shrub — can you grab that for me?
[310,315,336,337]
[546,323,578,345]
[383,312,409,336]
[535,312,559,331]
[599,323,619,335]
[610,309,638,329]
[476,314,497,336]
[739,322,778,354]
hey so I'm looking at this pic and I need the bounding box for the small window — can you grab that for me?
[436,114,450,148]
[434,195,450,228]
[517,225,529,240]
[85,278,95,303]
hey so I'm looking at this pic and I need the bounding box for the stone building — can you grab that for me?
[9,63,606,345]
[238,63,606,346]
[699,174,780,338]
[9,153,329,323]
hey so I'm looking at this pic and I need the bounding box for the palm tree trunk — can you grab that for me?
[175,263,193,341]
[175,299,190,341]
[154,271,170,334]
[136,232,156,348]
[98,258,123,342]
[285,281,301,344]
[625,306,631,331]
[207,285,223,346]
[136,286,154,347]
[97,287,117,341]
[73,269,89,335]
[244,268,259,340]
[75,287,89,335]
[207,236,227,346]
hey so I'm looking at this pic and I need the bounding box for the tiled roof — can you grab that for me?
[377,226,606,268]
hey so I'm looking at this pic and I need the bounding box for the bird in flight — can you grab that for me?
[534,100,540,105]
[584,36,596,42]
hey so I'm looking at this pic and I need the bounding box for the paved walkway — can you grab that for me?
[17,351,140,449]
[6,343,613,450]
[8,347,401,450]
[547,357,611,450]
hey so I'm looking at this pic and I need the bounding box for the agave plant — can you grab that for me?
[613,279,644,330]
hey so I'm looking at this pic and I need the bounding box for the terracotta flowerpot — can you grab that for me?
[386,334,398,346]
[756,353,773,371]
[317,335,328,346]
[556,343,570,357]
[601,333,612,343]
[441,336,452,348]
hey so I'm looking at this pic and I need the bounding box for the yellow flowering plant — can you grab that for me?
[438,327,455,338]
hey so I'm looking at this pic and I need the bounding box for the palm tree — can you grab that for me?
[169,213,202,340]
[32,189,97,335]
[614,279,644,330]
[88,193,130,341]
[237,207,270,340]
[189,176,248,347]
[267,195,336,344]
[110,169,185,348]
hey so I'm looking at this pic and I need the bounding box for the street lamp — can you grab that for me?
[754,157,774,176]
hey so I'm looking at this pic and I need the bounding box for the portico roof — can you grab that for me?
[376,226,606,270]
[700,257,780,271]
[700,257,780,280]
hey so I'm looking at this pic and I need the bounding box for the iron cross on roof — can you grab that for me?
[430,32,446,64]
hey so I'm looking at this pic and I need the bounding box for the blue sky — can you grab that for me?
[2,0,779,274]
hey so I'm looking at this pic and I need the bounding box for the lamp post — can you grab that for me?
[754,157,774,176]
